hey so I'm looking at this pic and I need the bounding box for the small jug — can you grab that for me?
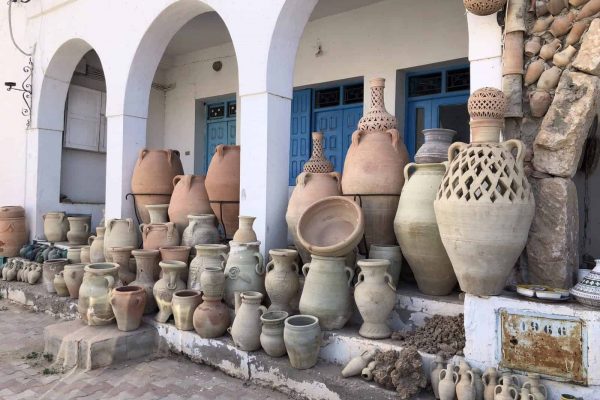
[438,363,458,400]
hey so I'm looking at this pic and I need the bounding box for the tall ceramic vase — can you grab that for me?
[153,260,187,323]
[131,249,160,314]
[341,78,409,250]
[394,163,457,295]
[205,145,240,239]
[78,263,119,326]
[265,249,300,313]
[229,291,267,351]
[286,132,342,264]
[168,175,213,236]
[434,88,535,296]
[223,241,265,308]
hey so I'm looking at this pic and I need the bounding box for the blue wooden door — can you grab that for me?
[205,100,236,172]
[406,100,433,159]
[314,109,343,171]
[289,89,311,185]
[342,106,363,162]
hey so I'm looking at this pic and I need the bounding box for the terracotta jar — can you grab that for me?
[193,295,230,338]
[169,175,213,236]
[229,291,267,351]
[354,259,396,339]
[482,367,499,400]
[299,255,353,330]
[549,12,575,38]
[159,245,191,283]
[171,289,203,331]
[529,90,553,118]
[532,15,554,33]
[524,36,542,57]
[141,222,179,250]
[438,364,458,400]
[110,246,136,285]
[341,78,409,249]
[430,355,445,400]
[395,163,457,295]
[522,373,547,400]
[80,246,91,264]
[104,218,138,262]
[78,263,119,326]
[223,241,265,308]
[110,286,146,331]
[524,60,546,86]
[88,226,106,263]
[66,246,82,263]
[553,45,577,68]
[182,214,220,251]
[284,315,321,369]
[260,311,288,357]
[200,266,226,298]
[146,204,169,224]
[547,0,567,14]
[539,39,561,61]
[131,249,160,314]
[232,216,257,243]
[53,272,70,297]
[537,66,562,91]
[67,216,91,245]
[153,260,187,323]
[342,349,377,378]
[0,206,27,257]
[189,243,228,291]
[415,129,456,164]
[495,379,518,400]
[456,368,476,400]
[28,264,42,284]
[265,249,299,313]
[43,212,69,242]
[42,258,68,293]
[566,20,589,46]
[131,149,183,224]
[205,145,240,238]
[576,0,600,20]
[472,368,485,400]
[434,88,534,296]
[63,263,85,299]
[368,244,402,288]
[571,259,600,307]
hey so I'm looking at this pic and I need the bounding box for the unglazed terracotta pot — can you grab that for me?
[265,249,299,313]
[110,246,135,285]
[438,364,458,400]
[299,255,353,330]
[171,289,202,331]
[524,36,542,57]
[205,145,240,238]
[566,20,589,46]
[169,175,213,236]
[524,60,546,86]
[43,212,69,242]
[522,373,548,400]
[284,315,321,369]
[395,163,457,295]
[153,260,187,322]
[67,216,91,245]
[538,66,562,91]
[193,295,230,338]
[78,263,119,326]
[553,45,577,68]
[532,15,554,33]
[232,216,257,243]
[368,244,402,288]
[529,90,553,118]
[110,286,146,331]
[189,243,228,291]
[159,245,191,282]
[28,264,42,284]
[549,12,575,38]
[456,369,476,400]
[495,379,518,400]
[223,241,265,308]
[131,149,183,224]
[547,0,567,14]
[415,129,456,164]
[141,222,179,250]
[430,355,445,399]
[88,226,106,263]
[229,291,267,351]
[482,367,499,400]
[63,263,85,299]
[43,258,68,293]
[80,246,91,264]
[342,349,377,378]
[66,246,82,263]
[354,259,396,339]
[53,272,70,297]
[104,219,138,262]
[434,88,534,296]
[260,311,288,357]
[200,266,226,298]
[131,249,160,314]
[539,39,561,61]
[182,214,220,251]
[0,206,27,257]
[146,204,169,224]
[576,0,600,20]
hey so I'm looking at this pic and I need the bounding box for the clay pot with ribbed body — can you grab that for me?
[0,206,27,257]
[104,219,138,262]
[205,145,240,238]
[78,263,119,326]
[88,226,106,263]
[415,129,456,164]
[189,243,228,291]
[223,241,265,308]
[131,149,183,224]
[395,163,457,295]
[169,175,213,235]
[131,249,160,314]
[265,249,299,313]
[153,260,187,323]
[110,286,146,331]
[67,216,91,245]
[64,263,85,299]
[43,212,69,242]
[141,222,179,250]
[193,295,230,338]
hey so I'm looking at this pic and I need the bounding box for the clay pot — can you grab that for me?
[110,286,146,331]
[63,263,85,299]
[159,245,191,282]
[5,262,17,281]
[297,196,364,258]
[284,315,321,369]
[182,214,220,251]
[200,266,226,298]
[456,369,476,400]
[146,204,169,224]
[463,0,507,15]
[141,222,179,250]
[104,218,138,262]
[570,0,590,6]
[110,246,136,285]
[570,259,600,307]
[0,206,27,257]
[193,295,230,338]
[549,12,575,37]
[430,355,445,399]
[43,212,68,242]
[536,1,549,17]
[169,175,213,236]
[415,129,456,164]
[53,272,69,297]
[537,66,562,90]
[260,311,288,357]
[229,291,267,351]
[189,243,228,291]
[529,90,553,118]
[223,241,265,308]
[354,259,396,339]
[28,264,42,284]
[395,163,457,295]
[502,31,524,75]
[342,349,377,378]
[576,0,600,20]
[67,216,91,245]
[286,171,342,263]
[532,15,554,33]
[495,379,518,400]
[524,36,542,57]
[80,246,91,264]
[540,39,561,61]
[303,131,334,173]
[368,244,402,288]
[205,145,240,238]
[0,206,24,219]
[547,0,568,15]
[299,255,353,330]
[483,367,499,400]
[131,249,160,314]
[42,258,68,293]
[232,216,257,243]
[171,289,202,331]
[522,373,548,400]
[78,263,119,326]
[472,368,485,400]
[566,20,590,46]
[131,149,183,224]
[553,45,577,67]
[153,260,187,322]
[438,364,458,400]
[88,226,106,263]
[265,249,299,313]
[524,60,546,86]
[66,246,82,263]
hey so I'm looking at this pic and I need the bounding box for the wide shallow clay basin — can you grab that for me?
[297,196,364,257]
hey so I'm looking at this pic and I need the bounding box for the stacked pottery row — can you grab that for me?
[1,258,41,284]
[43,212,92,245]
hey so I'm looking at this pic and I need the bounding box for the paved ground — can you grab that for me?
[0,299,287,400]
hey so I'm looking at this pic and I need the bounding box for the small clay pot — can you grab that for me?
[537,66,562,90]
[547,0,568,15]
[536,0,549,17]
[529,90,553,118]
[260,311,288,357]
[111,246,136,285]
[193,295,230,338]
[80,246,91,264]
[66,246,83,264]
[200,266,226,298]
[524,37,542,57]
[43,258,68,293]
[146,204,169,224]
[576,0,600,20]
[549,12,575,38]
[141,222,179,250]
[110,286,146,331]
[566,20,590,46]
[284,315,321,370]
[53,272,70,297]
[63,263,85,299]
[232,216,258,243]
[532,15,554,33]
[540,39,562,60]
[525,60,546,86]
[171,290,203,331]
[553,45,577,67]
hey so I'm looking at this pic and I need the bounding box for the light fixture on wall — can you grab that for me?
[5,57,32,128]
[213,61,223,71]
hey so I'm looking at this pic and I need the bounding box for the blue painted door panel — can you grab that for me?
[342,107,363,162]
[314,109,343,171]
[206,120,236,171]
[406,100,432,159]
[289,89,311,185]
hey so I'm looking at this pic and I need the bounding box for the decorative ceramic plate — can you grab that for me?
[517,284,570,302]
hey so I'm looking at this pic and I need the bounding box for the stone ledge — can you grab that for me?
[0,280,78,319]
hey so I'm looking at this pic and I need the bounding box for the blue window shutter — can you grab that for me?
[289,89,311,185]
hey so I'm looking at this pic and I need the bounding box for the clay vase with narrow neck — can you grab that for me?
[104,219,138,262]
[232,216,257,243]
[110,286,146,331]
[265,249,299,313]
[482,367,498,400]
[141,222,179,250]
[146,204,169,224]
[415,129,456,164]
[189,243,228,291]
[78,263,119,326]
[456,368,476,400]
[522,373,548,400]
[205,145,240,238]
[63,263,85,299]
[169,175,213,236]
[193,295,230,338]
[110,246,135,285]
[88,226,106,263]
[495,379,518,400]
[430,355,445,399]
[53,272,69,297]
[153,260,187,323]
[223,241,265,308]
[438,364,458,400]
[182,214,220,251]
[229,291,267,351]
[131,249,160,314]
[341,78,409,249]
[368,244,402,288]
[67,216,91,245]
[43,212,69,242]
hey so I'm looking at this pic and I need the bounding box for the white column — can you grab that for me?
[467,13,503,91]
[104,114,147,221]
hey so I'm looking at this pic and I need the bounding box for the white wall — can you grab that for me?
[60,148,106,203]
